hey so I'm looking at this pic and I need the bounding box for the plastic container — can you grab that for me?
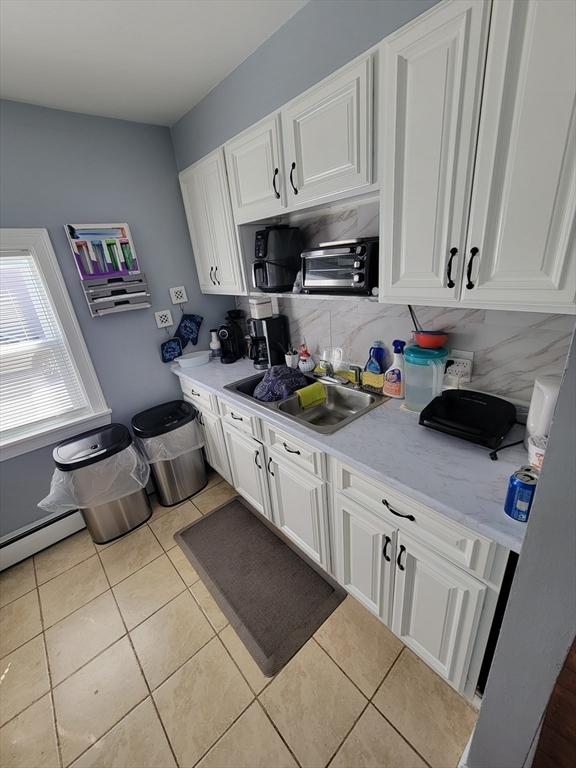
[40,424,151,544]
[383,340,406,398]
[412,330,449,349]
[177,350,210,369]
[404,346,448,412]
[249,297,273,319]
[132,400,206,506]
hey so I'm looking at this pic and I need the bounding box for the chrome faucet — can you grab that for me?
[319,360,349,385]
[349,365,363,390]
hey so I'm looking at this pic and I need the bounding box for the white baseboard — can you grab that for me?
[0,511,85,570]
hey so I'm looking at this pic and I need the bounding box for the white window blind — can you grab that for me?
[0,249,92,443]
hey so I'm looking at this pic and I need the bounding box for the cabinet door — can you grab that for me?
[223,425,270,519]
[281,56,373,207]
[199,409,232,486]
[392,532,486,692]
[267,455,329,568]
[333,494,396,624]
[179,149,245,295]
[224,115,286,224]
[462,0,576,312]
[379,0,490,303]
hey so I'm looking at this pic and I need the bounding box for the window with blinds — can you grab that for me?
[0,249,92,443]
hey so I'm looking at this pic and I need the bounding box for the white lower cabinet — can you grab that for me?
[392,531,486,691]
[222,424,270,520]
[266,454,329,569]
[198,409,232,486]
[333,494,396,624]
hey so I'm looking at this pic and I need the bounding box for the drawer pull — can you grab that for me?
[283,442,301,455]
[382,499,415,522]
[267,457,275,477]
[189,389,200,397]
[254,450,262,470]
[397,544,406,571]
[383,535,392,563]
[231,413,243,421]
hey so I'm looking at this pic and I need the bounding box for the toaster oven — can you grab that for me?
[301,238,378,294]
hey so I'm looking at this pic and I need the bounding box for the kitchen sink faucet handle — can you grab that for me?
[349,365,363,390]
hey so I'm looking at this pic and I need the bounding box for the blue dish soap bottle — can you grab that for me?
[364,341,386,373]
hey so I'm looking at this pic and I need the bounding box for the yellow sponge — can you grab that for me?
[362,371,384,390]
[296,381,326,409]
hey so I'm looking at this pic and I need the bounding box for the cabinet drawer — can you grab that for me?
[262,422,325,479]
[334,461,496,580]
[219,399,261,440]
[179,378,216,413]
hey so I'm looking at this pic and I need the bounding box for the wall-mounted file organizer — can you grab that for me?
[81,273,151,317]
[65,223,141,280]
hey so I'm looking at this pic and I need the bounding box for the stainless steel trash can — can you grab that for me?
[132,400,207,507]
[53,424,152,544]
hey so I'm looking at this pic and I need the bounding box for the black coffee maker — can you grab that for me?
[247,315,289,370]
[218,310,245,364]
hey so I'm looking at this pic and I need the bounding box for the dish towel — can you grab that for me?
[297,382,326,409]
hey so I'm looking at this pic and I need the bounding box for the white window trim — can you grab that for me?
[0,228,111,460]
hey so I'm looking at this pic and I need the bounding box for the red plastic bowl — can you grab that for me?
[412,330,449,348]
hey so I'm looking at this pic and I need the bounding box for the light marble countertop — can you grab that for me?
[172,359,528,553]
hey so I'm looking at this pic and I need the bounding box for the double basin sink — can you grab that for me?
[223,372,387,434]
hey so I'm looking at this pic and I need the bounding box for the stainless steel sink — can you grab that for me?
[223,372,387,434]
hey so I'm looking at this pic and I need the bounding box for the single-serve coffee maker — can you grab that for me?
[247,315,289,370]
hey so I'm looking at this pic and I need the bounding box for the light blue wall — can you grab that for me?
[0,99,230,535]
[171,0,439,169]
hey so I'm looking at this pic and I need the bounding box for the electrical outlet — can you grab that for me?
[154,310,174,329]
[169,286,188,304]
[445,349,474,385]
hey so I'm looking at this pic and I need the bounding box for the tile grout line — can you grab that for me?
[0,583,37,611]
[31,556,64,768]
[254,696,305,768]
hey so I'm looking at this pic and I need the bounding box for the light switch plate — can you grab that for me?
[154,309,174,329]
[169,286,188,304]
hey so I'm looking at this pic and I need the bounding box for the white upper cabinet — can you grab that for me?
[179,149,246,295]
[462,0,576,312]
[224,115,287,224]
[281,56,373,207]
[379,0,490,304]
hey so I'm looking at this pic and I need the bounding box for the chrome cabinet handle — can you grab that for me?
[289,162,298,194]
[466,247,479,290]
[397,545,406,571]
[254,450,262,470]
[446,247,458,288]
[382,499,415,522]
[272,168,280,199]
[383,535,392,563]
[267,457,275,476]
[283,442,300,455]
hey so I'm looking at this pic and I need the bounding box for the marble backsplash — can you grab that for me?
[237,295,575,404]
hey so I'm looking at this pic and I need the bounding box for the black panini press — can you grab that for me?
[419,389,517,449]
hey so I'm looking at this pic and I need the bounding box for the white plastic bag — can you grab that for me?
[38,445,150,514]
[135,419,204,463]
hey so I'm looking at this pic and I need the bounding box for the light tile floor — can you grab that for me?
[0,470,477,768]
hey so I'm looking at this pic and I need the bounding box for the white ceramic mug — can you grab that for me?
[285,352,299,369]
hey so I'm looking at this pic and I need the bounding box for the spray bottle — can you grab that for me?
[383,340,406,398]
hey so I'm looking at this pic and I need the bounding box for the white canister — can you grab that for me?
[249,297,273,319]
[285,352,299,369]
[527,434,547,469]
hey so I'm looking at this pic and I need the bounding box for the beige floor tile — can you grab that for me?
[204,469,225,490]
[166,545,200,586]
[148,501,202,550]
[130,590,213,690]
[331,704,427,768]
[69,698,176,768]
[373,649,477,768]
[0,635,50,726]
[149,493,177,521]
[99,526,163,585]
[45,591,125,685]
[0,558,36,608]
[34,529,95,585]
[193,481,237,515]
[314,596,403,697]
[0,694,59,768]
[190,580,228,631]
[113,554,185,630]
[0,590,42,656]
[197,701,297,768]
[53,636,148,766]
[260,639,366,768]
[220,624,270,694]
[39,555,108,628]
[153,637,253,767]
